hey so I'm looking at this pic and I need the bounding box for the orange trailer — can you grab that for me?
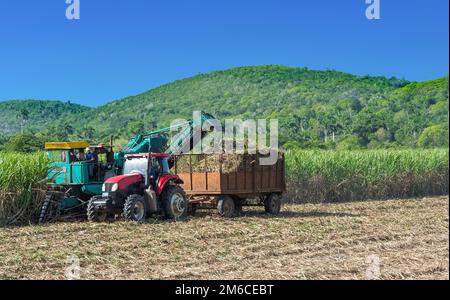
[173,153,286,217]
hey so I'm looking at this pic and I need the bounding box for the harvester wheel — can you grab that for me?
[38,193,59,224]
[217,196,236,218]
[123,194,148,222]
[162,185,188,221]
[264,193,282,215]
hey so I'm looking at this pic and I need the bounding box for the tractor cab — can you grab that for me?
[122,153,171,188]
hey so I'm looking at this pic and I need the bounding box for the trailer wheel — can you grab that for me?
[217,196,236,218]
[233,198,243,215]
[123,194,148,222]
[162,185,188,221]
[264,193,282,215]
[188,204,198,217]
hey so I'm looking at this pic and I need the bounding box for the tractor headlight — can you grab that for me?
[102,184,106,192]
[111,183,119,192]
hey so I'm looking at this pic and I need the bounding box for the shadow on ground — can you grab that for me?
[193,209,359,219]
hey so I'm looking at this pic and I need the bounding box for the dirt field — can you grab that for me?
[0,196,448,280]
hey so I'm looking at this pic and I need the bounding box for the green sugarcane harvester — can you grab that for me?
[39,112,217,224]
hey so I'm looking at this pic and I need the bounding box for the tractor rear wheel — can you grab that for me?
[217,196,236,218]
[123,194,148,222]
[264,193,282,215]
[162,185,187,220]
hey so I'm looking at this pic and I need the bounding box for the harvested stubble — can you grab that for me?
[0,197,448,279]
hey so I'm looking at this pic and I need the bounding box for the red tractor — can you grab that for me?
[87,153,187,222]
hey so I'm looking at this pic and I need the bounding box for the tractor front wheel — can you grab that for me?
[87,198,110,222]
[162,185,188,221]
[123,194,148,222]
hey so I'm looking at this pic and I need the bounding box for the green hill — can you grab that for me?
[0,66,448,150]
[0,100,90,134]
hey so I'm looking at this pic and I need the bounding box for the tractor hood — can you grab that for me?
[104,173,143,190]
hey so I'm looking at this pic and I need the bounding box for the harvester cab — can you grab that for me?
[87,153,186,222]
[46,141,90,183]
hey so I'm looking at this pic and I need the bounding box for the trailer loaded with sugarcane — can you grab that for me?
[173,152,285,218]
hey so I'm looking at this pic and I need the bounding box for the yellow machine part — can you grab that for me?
[45,141,90,150]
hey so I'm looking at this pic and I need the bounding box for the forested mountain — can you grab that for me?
[0,66,448,151]
[0,100,89,134]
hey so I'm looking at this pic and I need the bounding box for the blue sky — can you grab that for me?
[0,0,448,107]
